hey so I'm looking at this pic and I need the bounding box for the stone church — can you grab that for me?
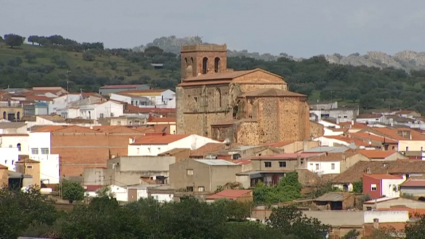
[176,44,310,145]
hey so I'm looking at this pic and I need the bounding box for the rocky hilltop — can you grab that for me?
[326,51,425,71]
[136,36,425,71]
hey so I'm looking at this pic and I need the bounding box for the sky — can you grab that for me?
[3,0,425,58]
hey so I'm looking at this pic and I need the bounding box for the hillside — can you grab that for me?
[1,34,425,115]
[0,40,179,92]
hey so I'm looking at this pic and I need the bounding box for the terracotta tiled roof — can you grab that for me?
[37,115,66,123]
[378,207,425,217]
[26,94,54,101]
[148,117,176,123]
[322,135,372,147]
[16,158,40,164]
[308,151,359,162]
[84,185,104,191]
[233,159,252,165]
[401,178,425,187]
[206,189,252,200]
[363,222,407,237]
[0,164,8,169]
[131,134,190,145]
[350,132,398,143]
[190,143,225,157]
[240,88,305,98]
[358,150,398,159]
[158,148,190,156]
[184,70,255,82]
[32,125,68,132]
[333,160,425,183]
[100,84,144,89]
[362,127,425,141]
[364,174,404,180]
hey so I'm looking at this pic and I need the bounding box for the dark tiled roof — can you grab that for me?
[333,160,425,183]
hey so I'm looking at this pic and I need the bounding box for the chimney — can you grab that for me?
[373,218,379,229]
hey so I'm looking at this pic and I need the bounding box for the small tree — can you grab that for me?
[352,179,363,193]
[60,179,85,204]
[96,186,113,198]
[82,51,95,61]
[341,229,360,239]
[4,34,25,48]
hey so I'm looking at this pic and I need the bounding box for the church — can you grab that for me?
[176,44,311,145]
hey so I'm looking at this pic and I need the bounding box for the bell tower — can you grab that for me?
[180,44,228,81]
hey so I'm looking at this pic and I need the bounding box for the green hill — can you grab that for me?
[0,40,179,92]
[1,33,425,115]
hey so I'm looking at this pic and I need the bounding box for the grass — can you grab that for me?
[0,42,163,81]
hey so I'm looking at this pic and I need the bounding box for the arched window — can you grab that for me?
[2,112,5,119]
[202,57,208,74]
[17,143,21,152]
[214,57,220,73]
[16,112,20,121]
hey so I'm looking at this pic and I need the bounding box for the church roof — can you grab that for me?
[182,70,254,84]
[240,88,306,98]
[179,68,285,86]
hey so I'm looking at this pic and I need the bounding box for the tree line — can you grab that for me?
[1,187,332,239]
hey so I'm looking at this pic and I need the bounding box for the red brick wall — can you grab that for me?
[51,132,144,176]
[363,174,381,199]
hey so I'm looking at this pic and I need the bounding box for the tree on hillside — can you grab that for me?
[83,51,96,61]
[267,206,331,239]
[144,46,164,57]
[28,35,38,45]
[24,51,37,63]
[4,34,26,48]
[60,179,85,203]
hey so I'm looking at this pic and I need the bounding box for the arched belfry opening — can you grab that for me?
[202,57,208,74]
[214,57,220,73]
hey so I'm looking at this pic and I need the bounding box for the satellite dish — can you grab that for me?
[224,138,231,146]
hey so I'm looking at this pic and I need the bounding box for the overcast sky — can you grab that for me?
[3,0,425,58]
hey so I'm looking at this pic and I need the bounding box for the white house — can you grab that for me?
[28,130,60,184]
[0,148,19,171]
[110,89,175,108]
[128,133,221,156]
[68,100,124,119]
[0,134,29,155]
[307,158,341,175]
[110,184,128,202]
[49,94,82,115]
[356,114,386,124]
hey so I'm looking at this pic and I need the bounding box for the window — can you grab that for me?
[315,164,319,170]
[4,160,7,164]
[264,162,272,168]
[371,184,377,191]
[214,57,220,73]
[27,165,33,169]
[187,169,194,175]
[344,116,348,118]
[198,186,205,192]
[186,186,194,192]
[406,146,409,151]
[31,148,39,154]
[117,121,121,125]
[110,113,114,117]
[41,148,49,154]
[202,57,208,74]
[331,163,335,170]
[17,143,21,151]
[279,162,287,168]
[100,113,104,118]
[11,160,14,165]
